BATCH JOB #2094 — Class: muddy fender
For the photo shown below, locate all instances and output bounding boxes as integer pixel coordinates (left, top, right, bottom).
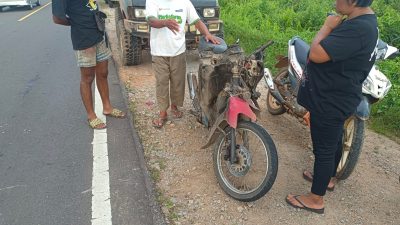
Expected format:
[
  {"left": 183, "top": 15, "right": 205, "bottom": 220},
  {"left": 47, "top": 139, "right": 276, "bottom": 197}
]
[
  {"left": 227, "top": 96, "right": 256, "bottom": 129},
  {"left": 201, "top": 113, "right": 228, "bottom": 149}
]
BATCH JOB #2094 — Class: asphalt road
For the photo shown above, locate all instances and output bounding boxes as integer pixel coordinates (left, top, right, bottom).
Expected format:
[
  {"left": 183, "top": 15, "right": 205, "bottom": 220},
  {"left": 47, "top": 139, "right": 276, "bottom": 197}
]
[{"left": 0, "top": 2, "right": 162, "bottom": 225}]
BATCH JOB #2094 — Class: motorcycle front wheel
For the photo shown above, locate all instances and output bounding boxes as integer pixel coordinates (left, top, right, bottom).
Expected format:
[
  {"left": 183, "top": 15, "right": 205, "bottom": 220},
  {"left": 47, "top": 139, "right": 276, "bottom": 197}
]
[
  {"left": 213, "top": 121, "right": 278, "bottom": 202},
  {"left": 336, "top": 116, "right": 365, "bottom": 180}
]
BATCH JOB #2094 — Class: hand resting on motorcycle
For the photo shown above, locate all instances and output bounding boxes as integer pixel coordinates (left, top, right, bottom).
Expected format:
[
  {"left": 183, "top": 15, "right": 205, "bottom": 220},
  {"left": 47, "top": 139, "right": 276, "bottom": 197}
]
[{"left": 198, "top": 36, "right": 227, "bottom": 54}]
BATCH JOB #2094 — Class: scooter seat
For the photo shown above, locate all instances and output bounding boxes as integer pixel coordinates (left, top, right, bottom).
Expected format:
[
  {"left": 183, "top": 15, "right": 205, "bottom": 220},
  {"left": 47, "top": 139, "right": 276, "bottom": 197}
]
[
  {"left": 198, "top": 36, "right": 228, "bottom": 54},
  {"left": 292, "top": 38, "right": 310, "bottom": 70}
]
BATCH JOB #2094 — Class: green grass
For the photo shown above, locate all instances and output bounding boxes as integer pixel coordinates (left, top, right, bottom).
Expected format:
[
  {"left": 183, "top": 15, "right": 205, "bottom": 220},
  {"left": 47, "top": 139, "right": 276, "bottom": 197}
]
[{"left": 219, "top": 0, "right": 400, "bottom": 142}]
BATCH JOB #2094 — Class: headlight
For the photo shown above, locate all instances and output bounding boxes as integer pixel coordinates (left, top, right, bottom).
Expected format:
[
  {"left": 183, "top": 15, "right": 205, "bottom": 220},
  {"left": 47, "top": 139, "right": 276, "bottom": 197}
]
[
  {"left": 135, "top": 9, "right": 146, "bottom": 18},
  {"left": 203, "top": 8, "right": 215, "bottom": 17}
]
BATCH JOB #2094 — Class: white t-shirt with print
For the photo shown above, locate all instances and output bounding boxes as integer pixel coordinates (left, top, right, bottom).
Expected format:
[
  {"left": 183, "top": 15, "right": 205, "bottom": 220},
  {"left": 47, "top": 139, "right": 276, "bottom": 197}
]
[{"left": 146, "top": 0, "right": 200, "bottom": 57}]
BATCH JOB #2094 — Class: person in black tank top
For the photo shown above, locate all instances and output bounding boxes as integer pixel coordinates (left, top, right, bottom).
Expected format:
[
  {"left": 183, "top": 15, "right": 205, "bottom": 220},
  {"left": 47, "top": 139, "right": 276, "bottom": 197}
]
[{"left": 286, "top": 0, "right": 378, "bottom": 214}]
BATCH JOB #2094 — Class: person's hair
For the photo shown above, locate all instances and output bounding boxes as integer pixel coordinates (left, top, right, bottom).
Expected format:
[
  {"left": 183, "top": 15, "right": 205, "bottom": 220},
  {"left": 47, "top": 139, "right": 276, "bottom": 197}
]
[{"left": 350, "top": 0, "right": 373, "bottom": 7}]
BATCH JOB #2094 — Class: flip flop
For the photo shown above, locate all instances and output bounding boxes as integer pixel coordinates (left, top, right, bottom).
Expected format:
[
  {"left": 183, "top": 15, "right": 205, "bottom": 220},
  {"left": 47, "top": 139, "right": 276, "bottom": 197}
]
[
  {"left": 103, "top": 108, "right": 126, "bottom": 119},
  {"left": 171, "top": 108, "right": 183, "bottom": 118},
  {"left": 152, "top": 117, "right": 167, "bottom": 129},
  {"left": 303, "top": 171, "right": 335, "bottom": 191},
  {"left": 285, "top": 195, "right": 325, "bottom": 214},
  {"left": 88, "top": 118, "right": 107, "bottom": 130}
]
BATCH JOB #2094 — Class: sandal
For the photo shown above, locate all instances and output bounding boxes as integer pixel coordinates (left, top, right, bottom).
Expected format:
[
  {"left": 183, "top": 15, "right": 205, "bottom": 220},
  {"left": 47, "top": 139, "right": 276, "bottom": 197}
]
[
  {"left": 285, "top": 194, "right": 325, "bottom": 214},
  {"left": 103, "top": 108, "right": 126, "bottom": 119},
  {"left": 303, "top": 170, "right": 335, "bottom": 191},
  {"left": 88, "top": 118, "right": 107, "bottom": 130},
  {"left": 152, "top": 117, "right": 167, "bottom": 129},
  {"left": 171, "top": 108, "right": 183, "bottom": 118}
]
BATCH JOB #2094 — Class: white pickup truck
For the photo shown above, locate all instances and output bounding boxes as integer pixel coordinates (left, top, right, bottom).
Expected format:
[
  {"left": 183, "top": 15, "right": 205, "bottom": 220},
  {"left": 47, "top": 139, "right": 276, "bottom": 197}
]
[{"left": 0, "top": 0, "right": 40, "bottom": 11}]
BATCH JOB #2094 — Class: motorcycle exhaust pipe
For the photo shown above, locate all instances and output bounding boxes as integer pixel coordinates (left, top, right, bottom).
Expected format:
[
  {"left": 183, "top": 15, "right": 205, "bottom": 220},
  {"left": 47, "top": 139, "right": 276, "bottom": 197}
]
[
  {"left": 264, "top": 68, "right": 287, "bottom": 104},
  {"left": 187, "top": 72, "right": 196, "bottom": 100},
  {"left": 270, "top": 89, "right": 286, "bottom": 105}
]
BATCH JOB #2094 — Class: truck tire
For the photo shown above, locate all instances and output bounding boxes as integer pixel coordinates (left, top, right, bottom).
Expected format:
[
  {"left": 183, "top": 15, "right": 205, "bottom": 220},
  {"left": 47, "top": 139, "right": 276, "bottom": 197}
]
[
  {"left": 131, "top": 36, "right": 142, "bottom": 65},
  {"left": 117, "top": 20, "right": 142, "bottom": 66},
  {"left": 115, "top": 8, "right": 122, "bottom": 22},
  {"left": 115, "top": 8, "right": 122, "bottom": 39}
]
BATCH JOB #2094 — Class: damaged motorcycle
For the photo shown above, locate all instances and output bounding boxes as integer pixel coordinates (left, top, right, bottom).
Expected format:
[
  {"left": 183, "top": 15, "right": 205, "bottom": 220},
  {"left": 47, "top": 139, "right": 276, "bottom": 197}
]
[
  {"left": 187, "top": 38, "right": 278, "bottom": 202},
  {"left": 264, "top": 36, "right": 398, "bottom": 180}
]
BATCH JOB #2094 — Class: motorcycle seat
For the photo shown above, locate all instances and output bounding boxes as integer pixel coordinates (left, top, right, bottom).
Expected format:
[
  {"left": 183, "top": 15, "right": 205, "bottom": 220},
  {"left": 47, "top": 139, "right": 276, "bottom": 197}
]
[
  {"left": 292, "top": 38, "right": 310, "bottom": 70},
  {"left": 198, "top": 36, "right": 228, "bottom": 54}
]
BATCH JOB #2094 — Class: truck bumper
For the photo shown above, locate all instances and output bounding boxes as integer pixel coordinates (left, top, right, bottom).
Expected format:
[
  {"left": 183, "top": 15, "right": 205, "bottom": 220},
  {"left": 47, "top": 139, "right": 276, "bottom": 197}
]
[{"left": 123, "top": 19, "right": 224, "bottom": 39}]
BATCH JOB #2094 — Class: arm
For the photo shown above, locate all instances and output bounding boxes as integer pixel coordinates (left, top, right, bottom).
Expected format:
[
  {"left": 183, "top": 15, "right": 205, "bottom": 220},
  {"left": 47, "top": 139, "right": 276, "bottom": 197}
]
[
  {"left": 145, "top": 0, "right": 180, "bottom": 34},
  {"left": 52, "top": 0, "right": 69, "bottom": 26},
  {"left": 186, "top": 1, "right": 219, "bottom": 44},
  {"left": 309, "top": 15, "right": 342, "bottom": 63},
  {"left": 148, "top": 17, "right": 180, "bottom": 34},
  {"left": 52, "top": 15, "right": 70, "bottom": 26},
  {"left": 194, "top": 20, "right": 220, "bottom": 44}
]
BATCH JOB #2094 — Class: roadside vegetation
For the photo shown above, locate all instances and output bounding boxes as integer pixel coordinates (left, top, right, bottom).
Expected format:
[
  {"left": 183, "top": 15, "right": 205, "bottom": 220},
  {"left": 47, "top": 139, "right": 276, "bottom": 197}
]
[{"left": 219, "top": 0, "right": 400, "bottom": 141}]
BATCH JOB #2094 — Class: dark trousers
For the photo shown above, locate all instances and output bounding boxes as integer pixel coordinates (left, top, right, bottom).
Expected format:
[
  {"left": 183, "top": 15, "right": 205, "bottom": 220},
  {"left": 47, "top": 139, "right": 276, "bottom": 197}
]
[{"left": 310, "top": 113, "right": 346, "bottom": 196}]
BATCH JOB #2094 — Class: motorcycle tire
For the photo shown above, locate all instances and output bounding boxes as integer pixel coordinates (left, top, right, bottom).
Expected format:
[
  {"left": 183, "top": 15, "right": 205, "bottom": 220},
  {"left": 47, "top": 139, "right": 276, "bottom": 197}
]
[
  {"left": 213, "top": 121, "right": 278, "bottom": 202},
  {"left": 266, "top": 91, "right": 285, "bottom": 115},
  {"left": 336, "top": 116, "right": 365, "bottom": 180}
]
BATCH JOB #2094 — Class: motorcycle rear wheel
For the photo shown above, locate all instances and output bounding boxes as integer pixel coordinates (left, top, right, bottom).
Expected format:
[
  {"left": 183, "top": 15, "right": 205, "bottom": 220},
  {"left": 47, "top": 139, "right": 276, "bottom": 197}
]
[
  {"left": 213, "top": 121, "right": 278, "bottom": 202},
  {"left": 266, "top": 91, "right": 285, "bottom": 115},
  {"left": 336, "top": 116, "right": 365, "bottom": 180}
]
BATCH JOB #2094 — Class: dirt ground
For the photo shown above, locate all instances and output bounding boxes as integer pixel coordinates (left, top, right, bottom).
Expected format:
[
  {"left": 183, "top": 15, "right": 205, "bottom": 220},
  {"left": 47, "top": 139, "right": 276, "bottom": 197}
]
[{"left": 104, "top": 8, "right": 400, "bottom": 225}]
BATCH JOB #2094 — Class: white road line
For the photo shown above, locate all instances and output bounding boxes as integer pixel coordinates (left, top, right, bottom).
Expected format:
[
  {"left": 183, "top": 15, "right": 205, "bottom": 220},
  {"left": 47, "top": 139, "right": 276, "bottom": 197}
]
[
  {"left": 18, "top": 1, "right": 52, "bottom": 22},
  {"left": 91, "top": 81, "right": 112, "bottom": 225}
]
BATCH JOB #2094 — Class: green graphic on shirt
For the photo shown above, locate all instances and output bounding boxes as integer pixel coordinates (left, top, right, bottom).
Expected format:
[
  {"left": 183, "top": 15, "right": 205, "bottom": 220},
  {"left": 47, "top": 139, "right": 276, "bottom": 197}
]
[{"left": 158, "top": 15, "right": 182, "bottom": 24}]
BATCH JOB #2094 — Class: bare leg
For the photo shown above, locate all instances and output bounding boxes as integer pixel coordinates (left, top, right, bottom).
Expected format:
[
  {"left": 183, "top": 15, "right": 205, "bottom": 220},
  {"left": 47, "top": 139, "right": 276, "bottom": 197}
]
[
  {"left": 80, "top": 66, "right": 97, "bottom": 121},
  {"left": 95, "top": 60, "right": 113, "bottom": 114}
]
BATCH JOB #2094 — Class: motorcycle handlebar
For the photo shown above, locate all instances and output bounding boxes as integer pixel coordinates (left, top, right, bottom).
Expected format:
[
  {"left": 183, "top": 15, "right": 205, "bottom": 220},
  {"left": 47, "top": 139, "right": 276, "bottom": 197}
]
[{"left": 251, "top": 40, "right": 274, "bottom": 58}]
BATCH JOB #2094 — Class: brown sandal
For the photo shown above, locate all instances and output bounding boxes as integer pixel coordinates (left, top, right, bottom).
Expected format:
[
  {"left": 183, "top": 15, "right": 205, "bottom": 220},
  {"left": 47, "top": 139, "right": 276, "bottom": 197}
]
[
  {"left": 171, "top": 109, "right": 183, "bottom": 118},
  {"left": 152, "top": 117, "right": 167, "bottom": 128}
]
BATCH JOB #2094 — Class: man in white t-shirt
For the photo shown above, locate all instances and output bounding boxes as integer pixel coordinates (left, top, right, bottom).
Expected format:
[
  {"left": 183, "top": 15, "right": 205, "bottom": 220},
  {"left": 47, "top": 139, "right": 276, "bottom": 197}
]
[{"left": 146, "top": 0, "right": 219, "bottom": 128}]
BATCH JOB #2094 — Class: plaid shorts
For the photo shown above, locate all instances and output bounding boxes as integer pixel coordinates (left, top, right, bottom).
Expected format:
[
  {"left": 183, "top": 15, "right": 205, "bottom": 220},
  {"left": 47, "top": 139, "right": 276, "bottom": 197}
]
[{"left": 74, "top": 39, "right": 111, "bottom": 67}]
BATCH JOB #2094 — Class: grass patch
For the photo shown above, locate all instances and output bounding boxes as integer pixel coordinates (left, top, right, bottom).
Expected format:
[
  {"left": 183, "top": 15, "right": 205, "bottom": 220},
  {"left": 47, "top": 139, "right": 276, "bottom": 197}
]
[
  {"left": 149, "top": 167, "right": 161, "bottom": 182},
  {"left": 156, "top": 187, "right": 180, "bottom": 224}
]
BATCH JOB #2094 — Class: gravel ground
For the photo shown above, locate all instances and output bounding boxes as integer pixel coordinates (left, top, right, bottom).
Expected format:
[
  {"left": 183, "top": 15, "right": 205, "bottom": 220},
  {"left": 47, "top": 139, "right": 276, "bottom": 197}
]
[{"left": 104, "top": 7, "right": 400, "bottom": 225}]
